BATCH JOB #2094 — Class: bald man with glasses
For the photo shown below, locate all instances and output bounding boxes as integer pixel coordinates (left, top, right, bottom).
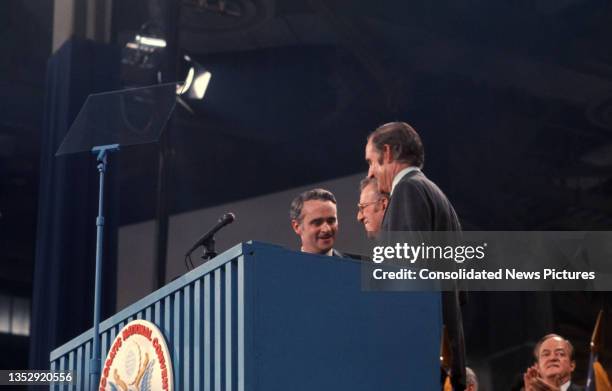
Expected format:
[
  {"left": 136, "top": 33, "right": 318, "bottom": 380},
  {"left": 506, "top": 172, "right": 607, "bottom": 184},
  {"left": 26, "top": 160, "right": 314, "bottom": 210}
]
[{"left": 357, "top": 177, "right": 389, "bottom": 238}]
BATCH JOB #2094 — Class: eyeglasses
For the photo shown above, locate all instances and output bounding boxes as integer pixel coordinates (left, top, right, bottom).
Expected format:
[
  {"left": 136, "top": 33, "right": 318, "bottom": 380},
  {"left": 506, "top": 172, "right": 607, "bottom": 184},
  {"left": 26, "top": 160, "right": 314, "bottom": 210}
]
[{"left": 357, "top": 199, "right": 382, "bottom": 213}]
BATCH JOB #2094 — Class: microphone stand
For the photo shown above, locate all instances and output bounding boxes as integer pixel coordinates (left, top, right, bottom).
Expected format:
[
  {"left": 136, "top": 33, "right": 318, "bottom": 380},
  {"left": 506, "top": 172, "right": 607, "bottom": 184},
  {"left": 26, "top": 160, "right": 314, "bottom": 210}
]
[
  {"left": 200, "top": 236, "right": 217, "bottom": 261},
  {"left": 186, "top": 213, "right": 235, "bottom": 263}
]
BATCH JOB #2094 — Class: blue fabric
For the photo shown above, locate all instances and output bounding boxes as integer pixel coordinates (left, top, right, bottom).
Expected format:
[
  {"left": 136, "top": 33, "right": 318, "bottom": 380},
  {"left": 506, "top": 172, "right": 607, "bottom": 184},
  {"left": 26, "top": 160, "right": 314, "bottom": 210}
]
[{"left": 29, "top": 38, "right": 120, "bottom": 371}]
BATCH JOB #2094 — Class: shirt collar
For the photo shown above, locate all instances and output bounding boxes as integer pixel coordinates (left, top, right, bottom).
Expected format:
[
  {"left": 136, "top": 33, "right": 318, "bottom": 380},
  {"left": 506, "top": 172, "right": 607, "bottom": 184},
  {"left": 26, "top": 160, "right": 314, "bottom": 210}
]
[
  {"left": 560, "top": 381, "right": 571, "bottom": 391},
  {"left": 301, "top": 247, "right": 333, "bottom": 256},
  {"left": 390, "top": 166, "right": 421, "bottom": 195}
]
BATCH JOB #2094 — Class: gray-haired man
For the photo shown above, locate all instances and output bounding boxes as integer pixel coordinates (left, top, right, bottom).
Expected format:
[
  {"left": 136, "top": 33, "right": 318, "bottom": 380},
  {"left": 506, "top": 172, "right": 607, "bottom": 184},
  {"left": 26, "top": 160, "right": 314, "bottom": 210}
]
[
  {"left": 290, "top": 188, "right": 342, "bottom": 256},
  {"left": 357, "top": 177, "right": 389, "bottom": 238}
]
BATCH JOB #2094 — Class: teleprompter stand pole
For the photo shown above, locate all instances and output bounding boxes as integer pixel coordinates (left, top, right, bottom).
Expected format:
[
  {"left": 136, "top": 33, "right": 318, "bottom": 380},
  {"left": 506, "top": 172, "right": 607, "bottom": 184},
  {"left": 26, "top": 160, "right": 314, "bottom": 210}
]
[{"left": 89, "top": 143, "right": 119, "bottom": 389}]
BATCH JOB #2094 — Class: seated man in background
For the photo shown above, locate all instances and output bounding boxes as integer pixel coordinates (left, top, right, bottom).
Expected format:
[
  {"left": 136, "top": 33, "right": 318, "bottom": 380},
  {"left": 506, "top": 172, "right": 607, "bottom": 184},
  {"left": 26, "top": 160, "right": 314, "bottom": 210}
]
[
  {"left": 524, "top": 333, "right": 583, "bottom": 391},
  {"left": 289, "top": 188, "right": 342, "bottom": 257},
  {"left": 357, "top": 177, "right": 389, "bottom": 238}
]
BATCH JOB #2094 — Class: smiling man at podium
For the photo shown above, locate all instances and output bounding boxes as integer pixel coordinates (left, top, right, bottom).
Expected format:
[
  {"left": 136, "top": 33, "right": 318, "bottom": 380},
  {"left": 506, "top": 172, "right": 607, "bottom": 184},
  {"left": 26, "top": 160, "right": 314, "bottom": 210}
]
[{"left": 289, "top": 188, "right": 345, "bottom": 257}]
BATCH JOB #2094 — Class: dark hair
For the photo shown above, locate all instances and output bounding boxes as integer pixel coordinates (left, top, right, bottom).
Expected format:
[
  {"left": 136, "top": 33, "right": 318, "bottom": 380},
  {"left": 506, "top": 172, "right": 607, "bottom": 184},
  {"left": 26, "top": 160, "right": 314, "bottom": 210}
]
[
  {"left": 533, "top": 333, "right": 575, "bottom": 361},
  {"left": 289, "top": 188, "right": 337, "bottom": 222},
  {"left": 359, "top": 177, "right": 390, "bottom": 199},
  {"left": 368, "top": 121, "right": 425, "bottom": 168}
]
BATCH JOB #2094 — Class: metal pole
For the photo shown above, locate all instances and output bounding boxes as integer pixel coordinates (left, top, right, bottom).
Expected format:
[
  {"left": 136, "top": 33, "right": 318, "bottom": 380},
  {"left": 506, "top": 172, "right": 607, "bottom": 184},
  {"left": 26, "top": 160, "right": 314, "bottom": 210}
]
[
  {"left": 152, "top": 0, "right": 181, "bottom": 289},
  {"left": 90, "top": 144, "right": 119, "bottom": 389}
]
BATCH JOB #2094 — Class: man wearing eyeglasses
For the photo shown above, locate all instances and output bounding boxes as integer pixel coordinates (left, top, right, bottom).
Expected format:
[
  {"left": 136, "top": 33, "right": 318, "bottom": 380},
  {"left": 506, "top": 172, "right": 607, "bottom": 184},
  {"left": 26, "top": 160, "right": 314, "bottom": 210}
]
[{"left": 357, "top": 177, "right": 389, "bottom": 238}]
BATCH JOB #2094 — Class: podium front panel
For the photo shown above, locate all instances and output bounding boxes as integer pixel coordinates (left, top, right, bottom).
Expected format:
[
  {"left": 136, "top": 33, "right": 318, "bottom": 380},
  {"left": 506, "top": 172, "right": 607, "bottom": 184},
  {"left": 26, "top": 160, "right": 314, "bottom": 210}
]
[{"left": 50, "top": 241, "right": 442, "bottom": 390}]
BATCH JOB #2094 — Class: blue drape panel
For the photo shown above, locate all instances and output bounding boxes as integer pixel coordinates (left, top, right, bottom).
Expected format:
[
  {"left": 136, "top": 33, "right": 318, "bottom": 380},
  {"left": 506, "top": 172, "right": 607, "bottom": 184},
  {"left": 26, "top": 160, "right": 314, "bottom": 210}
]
[{"left": 29, "top": 38, "right": 120, "bottom": 372}]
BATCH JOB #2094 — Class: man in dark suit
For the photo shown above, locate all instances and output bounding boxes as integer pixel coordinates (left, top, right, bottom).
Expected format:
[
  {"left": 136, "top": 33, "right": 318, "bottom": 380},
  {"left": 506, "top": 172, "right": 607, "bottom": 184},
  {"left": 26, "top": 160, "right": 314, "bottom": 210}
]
[
  {"left": 364, "top": 121, "right": 460, "bottom": 231},
  {"left": 364, "top": 121, "right": 465, "bottom": 390},
  {"left": 523, "top": 334, "right": 584, "bottom": 391}
]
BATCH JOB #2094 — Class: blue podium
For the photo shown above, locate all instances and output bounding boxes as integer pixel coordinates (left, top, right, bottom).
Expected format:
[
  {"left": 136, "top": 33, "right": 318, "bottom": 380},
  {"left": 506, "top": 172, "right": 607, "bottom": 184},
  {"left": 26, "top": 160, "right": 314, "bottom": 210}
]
[{"left": 50, "top": 241, "right": 442, "bottom": 390}]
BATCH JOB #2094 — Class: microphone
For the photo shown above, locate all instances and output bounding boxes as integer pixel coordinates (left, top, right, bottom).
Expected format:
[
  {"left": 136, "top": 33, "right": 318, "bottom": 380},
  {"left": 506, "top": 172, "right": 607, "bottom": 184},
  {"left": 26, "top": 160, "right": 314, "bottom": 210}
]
[{"left": 185, "top": 212, "right": 236, "bottom": 257}]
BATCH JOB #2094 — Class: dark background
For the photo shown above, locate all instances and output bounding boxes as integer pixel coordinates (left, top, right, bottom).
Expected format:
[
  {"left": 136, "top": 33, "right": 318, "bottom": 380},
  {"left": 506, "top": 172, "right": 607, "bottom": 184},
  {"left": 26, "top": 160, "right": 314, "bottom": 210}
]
[{"left": 1, "top": 0, "right": 611, "bottom": 389}]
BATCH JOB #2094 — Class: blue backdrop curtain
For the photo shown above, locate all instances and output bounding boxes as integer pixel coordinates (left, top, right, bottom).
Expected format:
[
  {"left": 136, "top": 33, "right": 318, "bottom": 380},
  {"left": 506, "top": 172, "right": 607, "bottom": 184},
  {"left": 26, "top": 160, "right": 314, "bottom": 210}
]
[{"left": 29, "top": 38, "right": 120, "bottom": 371}]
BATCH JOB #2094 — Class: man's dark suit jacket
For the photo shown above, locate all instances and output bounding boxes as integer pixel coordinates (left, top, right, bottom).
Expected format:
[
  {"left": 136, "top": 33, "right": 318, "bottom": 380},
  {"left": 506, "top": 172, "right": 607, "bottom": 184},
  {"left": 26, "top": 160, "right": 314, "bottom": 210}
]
[
  {"left": 568, "top": 382, "right": 584, "bottom": 391},
  {"left": 332, "top": 248, "right": 366, "bottom": 261},
  {"left": 380, "top": 169, "right": 465, "bottom": 389},
  {"left": 381, "top": 170, "right": 461, "bottom": 232}
]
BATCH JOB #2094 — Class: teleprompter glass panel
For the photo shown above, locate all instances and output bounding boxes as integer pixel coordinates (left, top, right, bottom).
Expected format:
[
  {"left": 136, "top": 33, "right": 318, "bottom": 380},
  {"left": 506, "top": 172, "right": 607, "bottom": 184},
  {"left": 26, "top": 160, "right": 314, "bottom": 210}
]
[{"left": 56, "top": 83, "right": 177, "bottom": 156}]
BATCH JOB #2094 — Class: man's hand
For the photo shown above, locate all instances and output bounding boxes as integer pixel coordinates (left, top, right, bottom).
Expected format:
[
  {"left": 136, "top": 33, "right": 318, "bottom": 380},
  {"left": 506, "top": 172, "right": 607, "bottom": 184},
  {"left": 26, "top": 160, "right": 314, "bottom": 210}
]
[
  {"left": 524, "top": 365, "right": 561, "bottom": 391},
  {"left": 530, "top": 377, "right": 561, "bottom": 391},
  {"left": 524, "top": 365, "right": 539, "bottom": 391}
]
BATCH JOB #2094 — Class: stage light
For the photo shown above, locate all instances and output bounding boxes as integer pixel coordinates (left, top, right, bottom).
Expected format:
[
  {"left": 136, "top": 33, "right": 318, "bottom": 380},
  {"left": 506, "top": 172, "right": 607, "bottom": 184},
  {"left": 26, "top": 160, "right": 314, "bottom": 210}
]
[
  {"left": 177, "top": 55, "right": 212, "bottom": 100},
  {"left": 135, "top": 34, "right": 167, "bottom": 48},
  {"left": 122, "top": 22, "right": 166, "bottom": 71}
]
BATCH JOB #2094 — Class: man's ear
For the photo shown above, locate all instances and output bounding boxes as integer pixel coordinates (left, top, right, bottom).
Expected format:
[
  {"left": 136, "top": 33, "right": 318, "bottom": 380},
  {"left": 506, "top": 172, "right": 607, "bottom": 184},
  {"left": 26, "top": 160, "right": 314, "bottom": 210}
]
[
  {"left": 570, "top": 360, "right": 576, "bottom": 373},
  {"left": 382, "top": 144, "right": 393, "bottom": 164},
  {"left": 291, "top": 219, "right": 302, "bottom": 235},
  {"left": 381, "top": 197, "right": 389, "bottom": 211}
]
